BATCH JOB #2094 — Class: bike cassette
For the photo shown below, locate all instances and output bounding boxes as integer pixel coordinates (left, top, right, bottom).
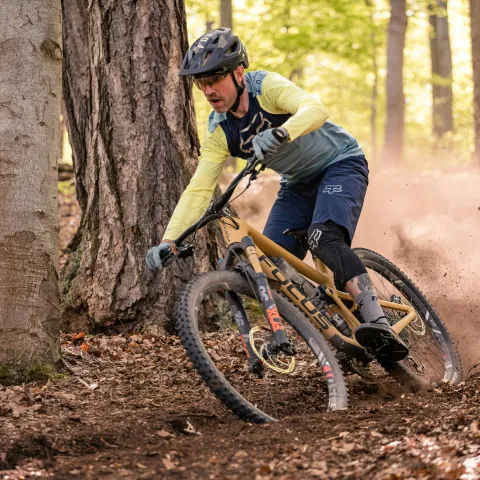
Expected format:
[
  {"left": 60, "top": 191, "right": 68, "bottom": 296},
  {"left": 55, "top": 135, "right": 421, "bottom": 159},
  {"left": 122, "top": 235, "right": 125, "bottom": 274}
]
[
  {"left": 248, "top": 326, "right": 295, "bottom": 374},
  {"left": 386, "top": 294, "right": 425, "bottom": 341}
]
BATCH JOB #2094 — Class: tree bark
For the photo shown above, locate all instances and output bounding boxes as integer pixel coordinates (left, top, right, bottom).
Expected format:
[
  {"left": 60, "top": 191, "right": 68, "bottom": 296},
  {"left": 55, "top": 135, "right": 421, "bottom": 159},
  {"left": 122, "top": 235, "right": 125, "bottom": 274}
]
[
  {"left": 61, "top": 0, "right": 215, "bottom": 333},
  {"left": 0, "top": 1, "right": 62, "bottom": 380},
  {"left": 383, "top": 0, "right": 408, "bottom": 164},
  {"left": 472, "top": 0, "right": 480, "bottom": 164},
  {"left": 220, "top": 0, "right": 233, "bottom": 30},
  {"left": 429, "top": 0, "right": 454, "bottom": 141},
  {"left": 366, "top": 0, "right": 379, "bottom": 165}
]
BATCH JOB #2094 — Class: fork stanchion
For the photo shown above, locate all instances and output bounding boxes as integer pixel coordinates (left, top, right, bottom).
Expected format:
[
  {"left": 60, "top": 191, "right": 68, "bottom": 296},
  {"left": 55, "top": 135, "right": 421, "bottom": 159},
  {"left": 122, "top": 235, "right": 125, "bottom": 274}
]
[{"left": 241, "top": 236, "right": 292, "bottom": 350}]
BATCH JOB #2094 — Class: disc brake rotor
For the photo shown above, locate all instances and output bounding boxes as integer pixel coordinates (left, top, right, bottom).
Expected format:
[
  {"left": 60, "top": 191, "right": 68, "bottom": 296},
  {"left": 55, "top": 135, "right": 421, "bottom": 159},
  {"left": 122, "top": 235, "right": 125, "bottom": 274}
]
[{"left": 249, "top": 326, "right": 295, "bottom": 374}]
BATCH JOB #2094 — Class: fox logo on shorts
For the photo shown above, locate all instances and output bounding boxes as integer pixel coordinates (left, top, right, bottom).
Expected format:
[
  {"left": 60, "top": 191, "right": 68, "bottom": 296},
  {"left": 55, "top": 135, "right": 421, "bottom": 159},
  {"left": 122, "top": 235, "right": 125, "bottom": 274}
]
[{"left": 323, "top": 185, "right": 342, "bottom": 194}]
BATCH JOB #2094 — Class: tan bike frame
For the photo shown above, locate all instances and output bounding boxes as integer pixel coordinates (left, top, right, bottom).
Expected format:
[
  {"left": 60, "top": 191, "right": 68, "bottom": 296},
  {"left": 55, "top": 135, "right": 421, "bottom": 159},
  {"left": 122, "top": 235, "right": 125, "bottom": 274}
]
[{"left": 219, "top": 216, "right": 416, "bottom": 350}]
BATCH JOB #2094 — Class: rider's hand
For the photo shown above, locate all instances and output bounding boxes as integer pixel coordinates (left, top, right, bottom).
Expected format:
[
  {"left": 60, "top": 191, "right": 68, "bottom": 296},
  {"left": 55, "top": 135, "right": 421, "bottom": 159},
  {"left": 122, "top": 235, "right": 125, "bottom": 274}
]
[
  {"left": 251, "top": 128, "right": 288, "bottom": 160},
  {"left": 146, "top": 241, "right": 176, "bottom": 272}
]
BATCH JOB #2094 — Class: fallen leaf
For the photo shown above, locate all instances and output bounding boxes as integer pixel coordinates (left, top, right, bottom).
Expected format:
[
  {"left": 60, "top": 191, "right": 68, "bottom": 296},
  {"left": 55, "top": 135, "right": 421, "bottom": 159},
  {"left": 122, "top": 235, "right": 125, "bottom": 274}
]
[
  {"left": 257, "top": 464, "right": 272, "bottom": 474},
  {"left": 162, "top": 457, "right": 175, "bottom": 470},
  {"left": 72, "top": 332, "right": 85, "bottom": 344},
  {"left": 472, "top": 421, "right": 479, "bottom": 433},
  {"left": 157, "top": 429, "right": 174, "bottom": 438},
  {"left": 234, "top": 450, "right": 248, "bottom": 458}
]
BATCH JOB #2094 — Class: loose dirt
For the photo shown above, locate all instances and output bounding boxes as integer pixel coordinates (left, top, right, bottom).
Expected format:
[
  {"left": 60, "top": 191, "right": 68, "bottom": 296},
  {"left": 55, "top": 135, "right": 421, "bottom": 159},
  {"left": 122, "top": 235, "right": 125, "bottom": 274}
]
[{"left": 0, "top": 333, "right": 479, "bottom": 479}]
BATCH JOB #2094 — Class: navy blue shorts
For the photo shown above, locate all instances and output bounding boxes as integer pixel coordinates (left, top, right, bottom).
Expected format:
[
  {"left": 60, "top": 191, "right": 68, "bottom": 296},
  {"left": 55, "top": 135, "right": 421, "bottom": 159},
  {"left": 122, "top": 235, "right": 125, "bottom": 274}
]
[{"left": 263, "top": 155, "right": 369, "bottom": 259}]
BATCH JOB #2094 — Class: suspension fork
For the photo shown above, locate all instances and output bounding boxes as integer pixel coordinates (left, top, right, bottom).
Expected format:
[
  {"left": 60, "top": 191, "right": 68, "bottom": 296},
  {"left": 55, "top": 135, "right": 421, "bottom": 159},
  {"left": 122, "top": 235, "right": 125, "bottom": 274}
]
[
  {"left": 220, "top": 236, "right": 291, "bottom": 352},
  {"left": 225, "top": 291, "right": 264, "bottom": 374},
  {"left": 218, "top": 243, "right": 262, "bottom": 372}
]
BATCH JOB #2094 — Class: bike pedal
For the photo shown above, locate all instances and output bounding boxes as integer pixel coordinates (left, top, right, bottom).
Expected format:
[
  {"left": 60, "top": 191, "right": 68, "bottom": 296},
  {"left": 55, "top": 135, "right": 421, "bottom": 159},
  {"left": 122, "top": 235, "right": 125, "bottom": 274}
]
[{"left": 355, "top": 324, "right": 409, "bottom": 362}]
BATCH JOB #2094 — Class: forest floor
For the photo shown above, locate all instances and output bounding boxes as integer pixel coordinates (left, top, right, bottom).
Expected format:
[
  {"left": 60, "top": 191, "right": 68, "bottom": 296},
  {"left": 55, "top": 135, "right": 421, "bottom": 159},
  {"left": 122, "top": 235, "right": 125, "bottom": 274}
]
[
  {"left": 0, "top": 178, "right": 478, "bottom": 480},
  {"left": 0, "top": 332, "right": 479, "bottom": 480}
]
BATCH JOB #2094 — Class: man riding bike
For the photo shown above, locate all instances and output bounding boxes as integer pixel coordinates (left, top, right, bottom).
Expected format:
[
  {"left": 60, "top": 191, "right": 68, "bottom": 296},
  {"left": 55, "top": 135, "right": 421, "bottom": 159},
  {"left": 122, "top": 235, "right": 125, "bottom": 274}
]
[{"left": 146, "top": 28, "right": 407, "bottom": 361}]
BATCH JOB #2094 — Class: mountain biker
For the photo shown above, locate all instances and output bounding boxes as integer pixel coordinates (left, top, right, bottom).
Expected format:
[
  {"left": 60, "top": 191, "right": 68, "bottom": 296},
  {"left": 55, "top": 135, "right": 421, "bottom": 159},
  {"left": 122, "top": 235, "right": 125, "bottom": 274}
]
[{"left": 146, "top": 28, "right": 407, "bottom": 361}]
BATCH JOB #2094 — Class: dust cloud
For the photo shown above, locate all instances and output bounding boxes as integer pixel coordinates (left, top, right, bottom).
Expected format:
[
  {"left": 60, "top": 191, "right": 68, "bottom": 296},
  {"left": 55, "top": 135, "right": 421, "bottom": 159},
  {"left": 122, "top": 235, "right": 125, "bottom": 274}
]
[{"left": 227, "top": 167, "right": 480, "bottom": 375}]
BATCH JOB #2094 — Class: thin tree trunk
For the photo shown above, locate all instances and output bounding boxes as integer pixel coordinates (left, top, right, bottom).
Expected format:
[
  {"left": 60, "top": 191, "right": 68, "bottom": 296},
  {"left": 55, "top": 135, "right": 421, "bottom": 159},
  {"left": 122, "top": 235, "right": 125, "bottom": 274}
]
[
  {"left": 61, "top": 0, "right": 215, "bottom": 333},
  {"left": 429, "top": 0, "right": 454, "bottom": 142},
  {"left": 220, "top": 0, "right": 233, "bottom": 30},
  {"left": 383, "top": 0, "right": 408, "bottom": 164},
  {"left": 367, "top": 0, "right": 379, "bottom": 164},
  {"left": 0, "top": 1, "right": 62, "bottom": 381},
  {"left": 472, "top": 0, "right": 480, "bottom": 164}
]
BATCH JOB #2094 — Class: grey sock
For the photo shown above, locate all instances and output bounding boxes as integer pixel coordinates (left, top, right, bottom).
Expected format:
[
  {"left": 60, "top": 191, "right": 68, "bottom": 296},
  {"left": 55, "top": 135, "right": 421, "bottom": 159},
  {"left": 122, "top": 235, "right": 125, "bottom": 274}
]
[{"left": 355, "top": 290, "right": 387, "bottom": 324}]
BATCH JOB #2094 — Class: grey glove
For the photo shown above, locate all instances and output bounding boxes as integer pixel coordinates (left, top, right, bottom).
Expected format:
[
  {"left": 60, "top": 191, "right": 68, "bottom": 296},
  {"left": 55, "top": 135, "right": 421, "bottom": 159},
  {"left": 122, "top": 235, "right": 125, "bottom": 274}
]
[
  {"left": 251, "top": 128, "right": 287, "bottom": 160},
  {"left": 146, "top": 242, "right": 173, "bottom": 271}
]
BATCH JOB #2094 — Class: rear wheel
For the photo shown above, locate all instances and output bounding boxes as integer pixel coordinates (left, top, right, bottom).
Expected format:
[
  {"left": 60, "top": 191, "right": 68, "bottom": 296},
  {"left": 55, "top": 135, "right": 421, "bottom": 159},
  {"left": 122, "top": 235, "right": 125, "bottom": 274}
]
[
  {"left": 176, "top": 270, "right": 349, "bottom": 423},
  {"left": 354, "top": 248, "right": 462, "bottom": 390}
]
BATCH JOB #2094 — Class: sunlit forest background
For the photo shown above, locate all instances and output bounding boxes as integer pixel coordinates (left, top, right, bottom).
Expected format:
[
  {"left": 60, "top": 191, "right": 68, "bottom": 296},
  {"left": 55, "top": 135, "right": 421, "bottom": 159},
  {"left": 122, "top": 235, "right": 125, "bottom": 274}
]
[{"left": 185, "top": 0, "right": 474, "bottom": 170}]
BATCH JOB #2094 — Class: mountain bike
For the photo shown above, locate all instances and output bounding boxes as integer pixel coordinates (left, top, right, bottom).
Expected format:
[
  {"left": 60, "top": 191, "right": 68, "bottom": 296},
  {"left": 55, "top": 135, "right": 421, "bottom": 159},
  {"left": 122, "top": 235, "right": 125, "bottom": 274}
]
[{"left": 164, "top": 133, "right": 462, "bottom": 423}]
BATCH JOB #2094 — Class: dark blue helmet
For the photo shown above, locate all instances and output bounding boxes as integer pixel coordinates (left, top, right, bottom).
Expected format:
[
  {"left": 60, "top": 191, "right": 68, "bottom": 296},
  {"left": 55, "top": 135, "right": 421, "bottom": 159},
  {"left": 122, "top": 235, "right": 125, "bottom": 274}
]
[{"left": 179, "top": 28, "right": 249, "bottom": 78}]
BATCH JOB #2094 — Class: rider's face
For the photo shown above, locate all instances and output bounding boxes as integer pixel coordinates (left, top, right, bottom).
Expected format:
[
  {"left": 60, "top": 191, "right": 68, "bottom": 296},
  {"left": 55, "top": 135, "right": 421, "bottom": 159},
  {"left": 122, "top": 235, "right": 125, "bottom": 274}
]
[{"left": 194, "top": 67, "right": 244, "bottom": 113}]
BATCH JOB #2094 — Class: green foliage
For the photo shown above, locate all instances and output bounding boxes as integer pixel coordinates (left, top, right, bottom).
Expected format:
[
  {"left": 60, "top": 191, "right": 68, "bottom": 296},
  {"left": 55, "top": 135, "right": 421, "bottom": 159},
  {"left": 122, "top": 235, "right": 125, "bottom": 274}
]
[{"left": 58, "top": 180, "right": 75, "bottom": 196}]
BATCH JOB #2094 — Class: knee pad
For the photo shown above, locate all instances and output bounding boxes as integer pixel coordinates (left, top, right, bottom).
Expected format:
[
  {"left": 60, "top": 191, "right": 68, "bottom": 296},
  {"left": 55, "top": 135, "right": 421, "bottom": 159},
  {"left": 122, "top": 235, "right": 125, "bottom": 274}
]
[{"left": 307, "top": 222, "right": 366, "bottom": 289}]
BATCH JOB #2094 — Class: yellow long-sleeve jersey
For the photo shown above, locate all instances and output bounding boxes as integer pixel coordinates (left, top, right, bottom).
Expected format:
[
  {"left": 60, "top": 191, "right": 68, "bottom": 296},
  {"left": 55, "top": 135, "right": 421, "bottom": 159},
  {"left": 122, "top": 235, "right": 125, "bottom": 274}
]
[{"left": 164, "top": 71, "right": 363, "bottom": 241}]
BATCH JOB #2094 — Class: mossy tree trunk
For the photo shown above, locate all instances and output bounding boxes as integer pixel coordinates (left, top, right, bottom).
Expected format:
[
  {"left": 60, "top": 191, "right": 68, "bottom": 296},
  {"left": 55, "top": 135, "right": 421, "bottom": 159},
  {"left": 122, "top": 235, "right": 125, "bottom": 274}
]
[
  {"left": 61, "top": 0, "right": 217, "bottom": 333},
  {"left": 0, "top": 1, "right": 62, "bottom": 381}
]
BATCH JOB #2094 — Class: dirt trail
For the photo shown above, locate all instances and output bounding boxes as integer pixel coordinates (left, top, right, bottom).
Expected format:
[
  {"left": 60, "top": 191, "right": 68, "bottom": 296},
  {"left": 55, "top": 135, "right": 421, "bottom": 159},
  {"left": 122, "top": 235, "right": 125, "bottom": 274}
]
[{"left": 0, "top": 334, "right": 479, "bottom": 479}]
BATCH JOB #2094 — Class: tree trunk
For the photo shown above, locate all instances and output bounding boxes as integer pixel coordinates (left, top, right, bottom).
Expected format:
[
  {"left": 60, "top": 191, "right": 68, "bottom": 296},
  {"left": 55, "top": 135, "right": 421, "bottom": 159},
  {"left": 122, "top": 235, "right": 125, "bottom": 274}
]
[
  {"left": 366, "top": 0, "right": 379, "bottom": 165},
  {"left": 220, "top": 0, "right": 233, "bottom": 30},
  {"left": 383, "top": 0, "right": 408, "bottom": 164},
  {"left": 429, "top": 0, "right": 454, "bottom": 142},
  {"left": 0, "top": 1, "right": 62, "bottom": 381},
  {"left": 472, "top": 0, "right": 480, "bottom": 164},
  {"left": 61, "top": 0, "right": 215, "bottom": 333}
]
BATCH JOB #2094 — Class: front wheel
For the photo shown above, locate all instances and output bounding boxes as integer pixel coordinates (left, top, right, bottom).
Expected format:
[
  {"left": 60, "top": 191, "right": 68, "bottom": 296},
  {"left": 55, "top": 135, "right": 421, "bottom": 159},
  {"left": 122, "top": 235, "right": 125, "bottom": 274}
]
[
  {"left": 176, "top": 270, "right": 349, "bottom": 423},
  {"left": 354, "top": 248, "right": 463, "bottom": 390}
]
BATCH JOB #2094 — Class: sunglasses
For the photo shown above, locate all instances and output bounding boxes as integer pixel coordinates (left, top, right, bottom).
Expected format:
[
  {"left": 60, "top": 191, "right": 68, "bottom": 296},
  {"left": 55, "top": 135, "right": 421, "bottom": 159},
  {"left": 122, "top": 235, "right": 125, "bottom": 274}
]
[{"left": 193, "top": 72, "right": 229, "bottom": 89}]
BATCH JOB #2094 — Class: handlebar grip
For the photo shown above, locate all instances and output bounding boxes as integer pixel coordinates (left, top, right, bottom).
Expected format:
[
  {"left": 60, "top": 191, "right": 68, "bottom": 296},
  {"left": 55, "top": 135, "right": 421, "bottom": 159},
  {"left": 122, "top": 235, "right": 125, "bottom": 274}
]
[{"left": 272, "top": 127, "right": 288, "bottom": 143}]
